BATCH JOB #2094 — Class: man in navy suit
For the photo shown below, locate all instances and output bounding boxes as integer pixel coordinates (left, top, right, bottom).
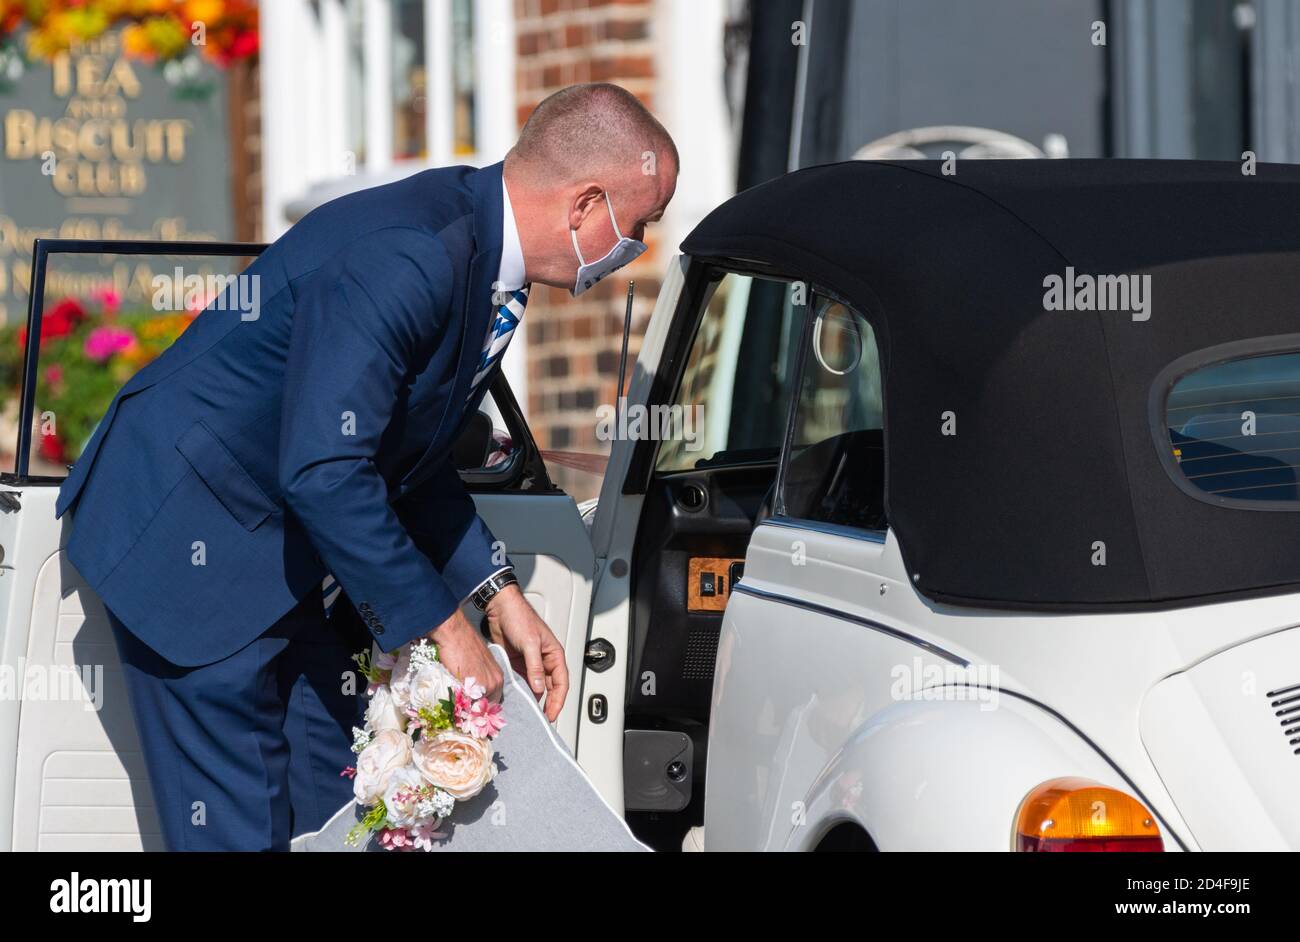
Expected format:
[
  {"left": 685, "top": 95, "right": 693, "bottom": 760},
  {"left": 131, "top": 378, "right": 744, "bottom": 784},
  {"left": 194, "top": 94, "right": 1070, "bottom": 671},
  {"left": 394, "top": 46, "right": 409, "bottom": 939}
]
[{"left": 56, "top": 84, "right": 679, "bottom": 850}]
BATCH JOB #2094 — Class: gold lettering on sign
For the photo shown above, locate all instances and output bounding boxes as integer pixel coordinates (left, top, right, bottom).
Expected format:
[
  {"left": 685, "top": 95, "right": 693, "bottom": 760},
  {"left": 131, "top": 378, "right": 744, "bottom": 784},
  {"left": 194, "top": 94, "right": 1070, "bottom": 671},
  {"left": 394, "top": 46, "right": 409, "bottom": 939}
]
[
  {"left": 0, "top": 28, "right": 226, "bottom": 320},
  {"left": 4, "top": 31, "right": 192, "bottom": 198}
]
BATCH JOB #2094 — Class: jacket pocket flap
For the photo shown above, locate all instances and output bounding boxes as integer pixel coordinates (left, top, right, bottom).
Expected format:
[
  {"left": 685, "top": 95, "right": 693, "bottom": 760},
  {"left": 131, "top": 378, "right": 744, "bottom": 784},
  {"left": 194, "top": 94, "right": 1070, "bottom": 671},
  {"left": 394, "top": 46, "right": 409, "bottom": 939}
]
[{"left": 175, "top": 420, "right": 276, "bottom": 531}]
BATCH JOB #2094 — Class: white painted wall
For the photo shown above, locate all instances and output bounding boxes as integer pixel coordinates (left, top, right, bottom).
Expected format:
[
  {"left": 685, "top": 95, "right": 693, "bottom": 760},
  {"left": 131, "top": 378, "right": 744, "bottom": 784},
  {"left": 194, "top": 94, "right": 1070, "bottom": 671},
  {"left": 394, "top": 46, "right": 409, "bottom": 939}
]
[{"left": 653, "top": 0, "right": 736, "bottom": 267}]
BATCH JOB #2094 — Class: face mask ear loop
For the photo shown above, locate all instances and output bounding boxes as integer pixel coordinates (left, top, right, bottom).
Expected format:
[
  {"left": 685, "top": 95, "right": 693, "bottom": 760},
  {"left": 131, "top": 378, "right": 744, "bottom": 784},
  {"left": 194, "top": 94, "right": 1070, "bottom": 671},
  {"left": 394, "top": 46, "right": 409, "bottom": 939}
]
[
  {"left": 570, "top": 225, "right": 587, "bottom": 266},
  {"left": 604, "top": 191, "right": 626, "bottom": 240}
]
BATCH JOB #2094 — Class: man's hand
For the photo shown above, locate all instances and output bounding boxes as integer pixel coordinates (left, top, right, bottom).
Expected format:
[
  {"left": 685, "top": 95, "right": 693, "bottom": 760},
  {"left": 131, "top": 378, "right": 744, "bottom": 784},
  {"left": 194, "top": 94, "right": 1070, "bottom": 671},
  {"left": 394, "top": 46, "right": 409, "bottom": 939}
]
[
  {"left": 485, "top": 584, "right": 569, "bottom": 722},
  {"left": 427, "top": 609, "right": 504, "bottom": 702}
]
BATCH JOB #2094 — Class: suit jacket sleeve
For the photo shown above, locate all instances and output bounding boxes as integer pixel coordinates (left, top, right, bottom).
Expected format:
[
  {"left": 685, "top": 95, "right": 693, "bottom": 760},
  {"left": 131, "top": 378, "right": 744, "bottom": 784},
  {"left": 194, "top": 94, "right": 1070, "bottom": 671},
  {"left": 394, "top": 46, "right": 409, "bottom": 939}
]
[
  {"left": 394, "top": 456, "right": 513, "bottom": 603},
  {"left": 278, "top": 226, "right": 462, "bottom": 651}
]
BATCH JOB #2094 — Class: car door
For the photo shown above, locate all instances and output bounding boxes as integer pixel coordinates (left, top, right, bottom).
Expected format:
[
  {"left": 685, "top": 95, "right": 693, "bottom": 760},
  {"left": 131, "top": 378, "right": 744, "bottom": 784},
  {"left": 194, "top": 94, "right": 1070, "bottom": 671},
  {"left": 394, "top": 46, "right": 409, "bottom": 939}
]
[
  {"left": 0, "top": 238, "right": 592, "bottom": 852},
  {"left": 578, "top": 256, "right": 810, "bottom": 849}
]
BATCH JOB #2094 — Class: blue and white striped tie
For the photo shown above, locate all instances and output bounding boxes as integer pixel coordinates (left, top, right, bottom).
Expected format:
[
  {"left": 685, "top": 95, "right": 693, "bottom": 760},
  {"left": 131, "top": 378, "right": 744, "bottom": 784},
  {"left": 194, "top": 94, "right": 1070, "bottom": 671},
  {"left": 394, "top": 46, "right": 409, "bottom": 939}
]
[
  {"left": 470, "top": 286, "right": 528, "bottom": 397},
  {"left": 321, "top": 285, "right": 529, "bottom": 620}
]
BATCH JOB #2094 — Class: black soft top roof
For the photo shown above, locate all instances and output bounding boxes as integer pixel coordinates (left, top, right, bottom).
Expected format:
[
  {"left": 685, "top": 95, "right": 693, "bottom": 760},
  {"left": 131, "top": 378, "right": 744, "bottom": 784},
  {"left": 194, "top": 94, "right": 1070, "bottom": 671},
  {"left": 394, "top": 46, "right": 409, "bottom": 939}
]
[{"left": 682, "top": 159, "right": 1300, "bottom": 609}]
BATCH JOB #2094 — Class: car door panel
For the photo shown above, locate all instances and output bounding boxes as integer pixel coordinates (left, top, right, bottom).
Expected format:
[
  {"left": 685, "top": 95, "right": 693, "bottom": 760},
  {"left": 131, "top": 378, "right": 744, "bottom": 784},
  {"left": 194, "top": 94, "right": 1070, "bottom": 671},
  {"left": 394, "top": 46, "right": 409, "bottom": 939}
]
[
  {"left": 467, "top": 492, "right": 594, "bottom": 749},
  {"left": 1, "top": 503, "right": 163, "bottom": 850},
  {"left": 0, "top": 239, "right": 592, "bottom": 852}
]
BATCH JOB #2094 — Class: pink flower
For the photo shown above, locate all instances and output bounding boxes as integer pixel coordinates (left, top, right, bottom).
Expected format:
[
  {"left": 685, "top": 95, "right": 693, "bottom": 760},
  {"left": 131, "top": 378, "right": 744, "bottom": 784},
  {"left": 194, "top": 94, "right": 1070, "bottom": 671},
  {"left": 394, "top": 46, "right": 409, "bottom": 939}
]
[
  {"left": 456, "top": 695, "right": 506, "bottom": 739},
  {"left": 44, "top": 364, "right": 63, "bottom": 385},
  {"left": 409, "top": 821, "right": 444, "bottom": 851},
  {"left": 376, "top": 827, "right": 416, "bottom": 852},
  {"left": 83, "top": 325, "right": 136, "bottom": 362},
  {"left": 340, "top": 766, "right": 356, "bottom": 779},
  {"left": 91, "top": 286, "right": 121, "bottom": 314},
  {"left": 461, "top": 677, "right": 486, "bottom": 701}
]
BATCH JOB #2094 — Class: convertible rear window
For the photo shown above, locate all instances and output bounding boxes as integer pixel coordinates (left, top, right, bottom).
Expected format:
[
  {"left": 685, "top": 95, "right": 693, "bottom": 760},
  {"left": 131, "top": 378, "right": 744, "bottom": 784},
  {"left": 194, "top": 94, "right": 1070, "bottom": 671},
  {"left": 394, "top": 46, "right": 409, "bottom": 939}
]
[{"left": 1164, "top": 351, "right": 1300, "bottom": 504}]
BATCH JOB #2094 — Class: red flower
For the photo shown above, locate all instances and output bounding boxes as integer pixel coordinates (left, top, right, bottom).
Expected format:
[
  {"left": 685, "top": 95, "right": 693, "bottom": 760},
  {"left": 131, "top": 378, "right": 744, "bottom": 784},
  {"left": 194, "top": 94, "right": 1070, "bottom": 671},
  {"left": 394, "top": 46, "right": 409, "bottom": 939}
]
[
  {"left": 44, "top": 298, "right": 87, "bottom": 338},
  {"left": 16, "top": 297, "right": 87, "bottom": 351},
  {"left": 229, "top": 30, "right": 259, "bottom": 59},
  {"left": 38, "top": 431, "right": 65, "bottom": 465}
]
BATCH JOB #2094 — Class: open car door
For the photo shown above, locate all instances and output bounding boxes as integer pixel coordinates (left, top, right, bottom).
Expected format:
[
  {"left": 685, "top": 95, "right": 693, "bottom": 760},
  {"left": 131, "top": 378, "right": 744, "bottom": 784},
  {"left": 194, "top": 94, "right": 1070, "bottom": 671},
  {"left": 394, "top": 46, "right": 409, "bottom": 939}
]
[{"left": 0, "top": 239, "right": 593, "bottom": 851}]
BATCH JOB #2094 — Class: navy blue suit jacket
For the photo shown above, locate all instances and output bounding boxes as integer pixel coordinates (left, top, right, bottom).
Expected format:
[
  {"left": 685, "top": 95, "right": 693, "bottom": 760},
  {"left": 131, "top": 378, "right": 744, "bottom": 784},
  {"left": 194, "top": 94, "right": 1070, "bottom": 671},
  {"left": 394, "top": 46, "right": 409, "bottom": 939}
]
[{"left": 57, "top": 163, "right": 511, "bottom": 666}]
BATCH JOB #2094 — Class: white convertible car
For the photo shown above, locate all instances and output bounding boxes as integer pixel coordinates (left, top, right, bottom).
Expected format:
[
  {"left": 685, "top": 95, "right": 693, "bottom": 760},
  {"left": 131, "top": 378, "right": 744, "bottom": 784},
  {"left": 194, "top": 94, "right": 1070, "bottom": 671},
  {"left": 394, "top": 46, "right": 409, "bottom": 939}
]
[{"left": 1, "top": 158, "right": 1298, "bottom": 851}]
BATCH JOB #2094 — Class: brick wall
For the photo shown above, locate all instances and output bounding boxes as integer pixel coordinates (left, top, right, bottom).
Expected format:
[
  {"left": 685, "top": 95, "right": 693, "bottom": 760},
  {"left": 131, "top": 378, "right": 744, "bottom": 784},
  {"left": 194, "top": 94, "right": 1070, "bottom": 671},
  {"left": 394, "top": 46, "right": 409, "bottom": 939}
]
[
  {"left": 514, "top": 0, "right": 665, "bottom": 502},
  {"left": 228, "top": 56, "right": 263, "bottom": 243}
]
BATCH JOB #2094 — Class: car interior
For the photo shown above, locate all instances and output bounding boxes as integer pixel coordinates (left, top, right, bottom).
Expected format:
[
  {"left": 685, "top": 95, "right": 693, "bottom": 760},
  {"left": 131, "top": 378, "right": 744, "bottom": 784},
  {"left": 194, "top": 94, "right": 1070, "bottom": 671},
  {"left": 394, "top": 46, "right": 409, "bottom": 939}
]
[{"left": 619, "top": 265, "right": 886, "bottom": 850}]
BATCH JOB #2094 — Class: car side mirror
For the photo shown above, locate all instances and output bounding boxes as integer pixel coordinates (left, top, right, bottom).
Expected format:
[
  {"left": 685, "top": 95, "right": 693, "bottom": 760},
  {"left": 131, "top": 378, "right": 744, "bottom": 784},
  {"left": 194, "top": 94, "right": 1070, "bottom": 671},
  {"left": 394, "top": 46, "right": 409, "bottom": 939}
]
[{"left": 452, "top": 411, "right": 495, "bottom": 470}]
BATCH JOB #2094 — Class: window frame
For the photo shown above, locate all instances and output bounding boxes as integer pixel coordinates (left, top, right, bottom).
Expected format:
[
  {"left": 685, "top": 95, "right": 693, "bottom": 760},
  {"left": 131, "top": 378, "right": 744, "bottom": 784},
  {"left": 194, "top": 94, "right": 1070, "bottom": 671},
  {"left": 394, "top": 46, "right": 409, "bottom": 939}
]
[
  {"left": 10, "top": 238, "right": 266, "bottom": 486},
  {"left": 650, "top": 267, "right": 808, "bottom": 477},
  {"left": 353, "top": 0, "right": 507, "bottom": 173},
  {"left": 5, "top": 238, "right": 557, "bottom": 497},
  {"left": 772, "top": 283, "right": 889, "bottom": 540},
  {"left": 1148, "top": 333, "right": 1300, "bottom": 513},
  {"left": 625, "top": 256, "right": 891, "bottom": 543},
  {"left": 628, "top": 260, "right": 808, "bottom": 490}
]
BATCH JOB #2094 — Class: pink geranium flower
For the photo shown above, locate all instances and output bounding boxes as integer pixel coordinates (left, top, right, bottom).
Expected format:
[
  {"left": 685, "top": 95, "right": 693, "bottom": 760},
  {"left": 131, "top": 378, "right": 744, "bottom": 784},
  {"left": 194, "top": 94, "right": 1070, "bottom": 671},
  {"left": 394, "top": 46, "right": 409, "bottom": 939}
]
[
  {"left": 91, "top": 286, "right": 121, "bottom": 314},
  {"left": 376, "top": 827, "right": 416, "bottom": 852},
  {"left": 83, "top": 325, "right": 136, "bottom": 362},
  {"left": 456, "top": 692, "right": 506, "bottom": 739}
]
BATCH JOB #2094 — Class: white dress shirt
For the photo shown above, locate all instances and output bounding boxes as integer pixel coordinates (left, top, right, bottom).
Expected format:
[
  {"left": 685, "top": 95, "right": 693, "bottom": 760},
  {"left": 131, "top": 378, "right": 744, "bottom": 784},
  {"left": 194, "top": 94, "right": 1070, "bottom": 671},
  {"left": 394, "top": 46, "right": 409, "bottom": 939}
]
[{"left": 498, "top": 177, "right": 526, "bottom": 291}]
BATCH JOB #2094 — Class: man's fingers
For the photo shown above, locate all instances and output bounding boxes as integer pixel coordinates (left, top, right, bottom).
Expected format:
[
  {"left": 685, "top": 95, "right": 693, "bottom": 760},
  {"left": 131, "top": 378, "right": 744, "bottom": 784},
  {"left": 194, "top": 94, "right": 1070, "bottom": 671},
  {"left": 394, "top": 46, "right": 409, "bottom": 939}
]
[
  {"left": 544, "top": 675, "right": 567, "bottom": 721},
  {"left": 542, "top": 635, "right": 569, "bottom": 721},
  {"left": 522, "top": 636, "right": 546, "bottom": 697}
]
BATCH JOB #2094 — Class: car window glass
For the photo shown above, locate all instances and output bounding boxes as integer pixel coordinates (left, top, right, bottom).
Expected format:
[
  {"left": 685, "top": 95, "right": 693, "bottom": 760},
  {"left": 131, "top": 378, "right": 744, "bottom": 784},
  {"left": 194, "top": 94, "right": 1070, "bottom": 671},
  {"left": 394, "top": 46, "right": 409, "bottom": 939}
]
[
  {"left": 3, "top": 250, "right": 256, "bottom": 478},
  {"left": 655, "top": 272, "right": 805, "bottom": 473},
  {"left": 454, "top": 389, "right": 521, "bottom": 476},
  {"left": 780, "top": 297, "right": 887, "bottom": 530},
  {"left": 1165, "top": 350, "right": 1300, "bottom": 503}
]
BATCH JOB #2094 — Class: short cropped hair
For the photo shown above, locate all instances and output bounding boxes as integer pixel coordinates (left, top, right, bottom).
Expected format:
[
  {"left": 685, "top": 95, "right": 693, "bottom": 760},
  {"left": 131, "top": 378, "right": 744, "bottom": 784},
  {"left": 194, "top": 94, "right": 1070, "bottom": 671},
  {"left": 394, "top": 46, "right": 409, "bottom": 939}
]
[{"left": 507, "top": 83, "right": 678, "bottom": 182}]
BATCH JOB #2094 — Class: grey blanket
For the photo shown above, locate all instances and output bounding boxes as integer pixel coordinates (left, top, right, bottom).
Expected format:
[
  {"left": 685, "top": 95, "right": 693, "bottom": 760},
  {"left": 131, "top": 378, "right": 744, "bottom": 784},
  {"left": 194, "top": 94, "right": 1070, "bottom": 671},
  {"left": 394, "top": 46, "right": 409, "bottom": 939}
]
[{"left": 292, "top": 645, "right": 648, "bottom": 852}]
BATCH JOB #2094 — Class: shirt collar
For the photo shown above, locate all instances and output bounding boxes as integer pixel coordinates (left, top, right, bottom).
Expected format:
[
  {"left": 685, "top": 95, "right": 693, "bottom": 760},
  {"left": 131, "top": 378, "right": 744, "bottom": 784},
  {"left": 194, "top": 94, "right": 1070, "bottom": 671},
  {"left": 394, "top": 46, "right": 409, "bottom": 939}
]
[{"left": 497, "top": 176, "right": 526, "bottom": 293}]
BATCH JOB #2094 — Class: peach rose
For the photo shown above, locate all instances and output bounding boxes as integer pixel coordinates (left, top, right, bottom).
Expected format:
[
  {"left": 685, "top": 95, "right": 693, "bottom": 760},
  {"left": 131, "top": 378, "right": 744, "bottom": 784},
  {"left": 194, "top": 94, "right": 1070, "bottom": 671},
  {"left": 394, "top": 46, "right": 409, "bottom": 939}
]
[
  {"left": 411, "top": 731, "right": 497, "bottom": 800},
  {"left": 353, "top": 728, "right": 412, "bottom": 806}
]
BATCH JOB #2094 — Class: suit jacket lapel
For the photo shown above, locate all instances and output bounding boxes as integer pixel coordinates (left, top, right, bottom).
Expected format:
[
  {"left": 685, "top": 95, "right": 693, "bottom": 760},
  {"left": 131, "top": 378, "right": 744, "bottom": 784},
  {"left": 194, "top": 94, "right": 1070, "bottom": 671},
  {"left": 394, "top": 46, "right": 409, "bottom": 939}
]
[{"left": 401, "top": 162, "right": 504, "bottom": 492}]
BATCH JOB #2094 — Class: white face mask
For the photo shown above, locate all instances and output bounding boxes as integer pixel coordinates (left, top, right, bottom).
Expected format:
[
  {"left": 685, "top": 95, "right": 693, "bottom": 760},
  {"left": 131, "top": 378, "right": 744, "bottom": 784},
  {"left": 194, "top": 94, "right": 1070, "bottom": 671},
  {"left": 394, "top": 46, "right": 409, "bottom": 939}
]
[{"left": 570, "top": 192, "right": 647, "bottom": 296}]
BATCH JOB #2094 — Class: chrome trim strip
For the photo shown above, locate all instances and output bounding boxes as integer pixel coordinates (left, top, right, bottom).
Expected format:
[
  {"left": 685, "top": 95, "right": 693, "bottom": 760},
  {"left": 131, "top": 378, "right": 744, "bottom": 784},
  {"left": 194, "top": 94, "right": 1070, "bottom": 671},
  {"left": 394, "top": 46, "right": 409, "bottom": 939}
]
[
  {"left": 758, "top": 515, "right": 888, "bottom": 544},
  {"left": 731, "top": 581, "right": 970, "bottom": 667}
]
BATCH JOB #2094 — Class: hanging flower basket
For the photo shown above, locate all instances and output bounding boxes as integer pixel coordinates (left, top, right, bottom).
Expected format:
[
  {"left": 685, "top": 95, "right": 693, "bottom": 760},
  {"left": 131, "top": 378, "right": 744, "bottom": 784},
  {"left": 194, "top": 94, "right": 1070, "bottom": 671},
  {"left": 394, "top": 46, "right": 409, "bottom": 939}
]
[{"left": 0, "top": 0, "right": 258, "bottom": 97}]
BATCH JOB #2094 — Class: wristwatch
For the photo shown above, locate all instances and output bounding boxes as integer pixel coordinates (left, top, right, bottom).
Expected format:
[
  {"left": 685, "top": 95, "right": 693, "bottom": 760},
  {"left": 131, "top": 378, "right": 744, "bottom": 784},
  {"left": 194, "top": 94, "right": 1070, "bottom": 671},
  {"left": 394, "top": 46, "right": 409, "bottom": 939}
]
[{"left": 471, "top": 568, "right": 518, "bottom": 612}]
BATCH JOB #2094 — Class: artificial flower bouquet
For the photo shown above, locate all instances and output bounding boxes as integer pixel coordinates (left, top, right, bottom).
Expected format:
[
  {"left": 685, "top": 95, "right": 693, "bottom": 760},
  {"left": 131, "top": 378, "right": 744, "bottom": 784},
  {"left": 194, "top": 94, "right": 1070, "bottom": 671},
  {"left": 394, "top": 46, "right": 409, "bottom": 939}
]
[{"left": 344, "top": 639, "right": 505, "bottom": 851}]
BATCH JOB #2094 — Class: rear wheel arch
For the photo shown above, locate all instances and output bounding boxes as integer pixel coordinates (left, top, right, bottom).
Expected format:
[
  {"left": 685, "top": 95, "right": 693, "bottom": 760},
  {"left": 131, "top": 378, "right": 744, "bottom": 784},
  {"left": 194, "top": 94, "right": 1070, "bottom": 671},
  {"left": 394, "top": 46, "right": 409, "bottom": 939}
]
[{"left": 813, "top": 820, "right": 877, "bottom": 852}]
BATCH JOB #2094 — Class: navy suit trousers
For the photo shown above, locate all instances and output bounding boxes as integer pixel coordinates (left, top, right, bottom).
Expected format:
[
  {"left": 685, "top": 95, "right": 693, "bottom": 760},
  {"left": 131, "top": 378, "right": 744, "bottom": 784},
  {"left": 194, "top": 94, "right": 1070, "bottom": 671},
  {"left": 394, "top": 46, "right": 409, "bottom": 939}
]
[{"left": 107, "top": 595, "right": 368, "bottom": 851}]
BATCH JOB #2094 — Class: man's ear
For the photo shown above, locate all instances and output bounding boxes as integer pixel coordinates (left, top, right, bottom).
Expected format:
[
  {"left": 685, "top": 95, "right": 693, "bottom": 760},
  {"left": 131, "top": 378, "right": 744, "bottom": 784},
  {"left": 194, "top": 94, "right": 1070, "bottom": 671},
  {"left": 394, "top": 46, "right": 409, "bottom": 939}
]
[{"left": 568, "top": 184, "right": 605, "bottom": 229}]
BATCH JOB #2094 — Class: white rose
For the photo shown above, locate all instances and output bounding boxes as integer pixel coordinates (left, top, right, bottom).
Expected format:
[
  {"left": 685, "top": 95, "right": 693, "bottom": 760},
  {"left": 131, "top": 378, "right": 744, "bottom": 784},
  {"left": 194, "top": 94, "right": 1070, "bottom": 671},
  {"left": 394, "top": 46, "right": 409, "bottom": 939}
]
[
  {"left": 408, "top": 661, "right": 458, "bottom": 713},
  {"left": 364, "top": 685, "right": 405, "bottom": 733},
  {"left": 411, "top": 731, "right": 497, "bottom": 801},
  {"left": 352, "top": 728, "right": 412, "bottom": 806},
  {"left": 380, "top": 766, "right": 428, "bottom": 828},
  {"left": 388, "top": 647, "right": 414, "bottom": 710}
]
